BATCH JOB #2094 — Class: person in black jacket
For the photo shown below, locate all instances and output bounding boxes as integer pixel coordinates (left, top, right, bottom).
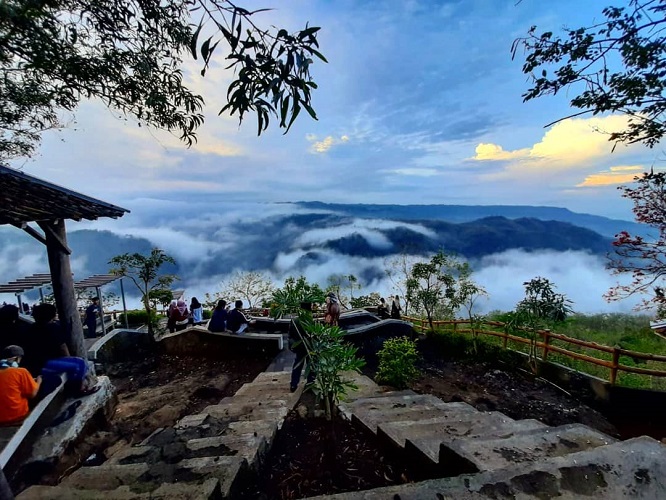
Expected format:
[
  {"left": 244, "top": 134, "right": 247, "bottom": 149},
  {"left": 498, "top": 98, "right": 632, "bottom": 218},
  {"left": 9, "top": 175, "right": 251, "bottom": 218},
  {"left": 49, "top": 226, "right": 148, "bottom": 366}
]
[
  {"left": 227, "top": 300, "right": 255, "bottom": 334},
  {"left": 289, "top": 303, "right": 315, "bottom": 392}
]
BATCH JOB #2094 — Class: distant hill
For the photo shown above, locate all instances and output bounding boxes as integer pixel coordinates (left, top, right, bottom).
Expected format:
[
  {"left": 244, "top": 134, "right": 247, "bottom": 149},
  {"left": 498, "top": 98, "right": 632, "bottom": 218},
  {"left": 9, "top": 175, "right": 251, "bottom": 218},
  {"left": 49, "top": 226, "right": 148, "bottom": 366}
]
[{"left": 294, "top": 201, "right": 647, "bottom": 239}]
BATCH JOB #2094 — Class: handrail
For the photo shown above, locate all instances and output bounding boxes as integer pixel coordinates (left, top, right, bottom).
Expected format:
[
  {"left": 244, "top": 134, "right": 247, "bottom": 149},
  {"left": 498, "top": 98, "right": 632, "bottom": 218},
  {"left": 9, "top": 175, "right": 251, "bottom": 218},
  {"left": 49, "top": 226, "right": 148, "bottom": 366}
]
[{"left": 403, "top": 315, "right": 666, "bottom": 385}]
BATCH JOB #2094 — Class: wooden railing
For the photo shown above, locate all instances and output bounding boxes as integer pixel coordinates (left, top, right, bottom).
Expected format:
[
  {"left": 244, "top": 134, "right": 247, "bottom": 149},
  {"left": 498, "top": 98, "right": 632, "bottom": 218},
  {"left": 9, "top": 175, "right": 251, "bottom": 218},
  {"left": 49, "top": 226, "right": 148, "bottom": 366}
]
[{"left": 403, "top": 316, "right": 666, "bottom": 385}]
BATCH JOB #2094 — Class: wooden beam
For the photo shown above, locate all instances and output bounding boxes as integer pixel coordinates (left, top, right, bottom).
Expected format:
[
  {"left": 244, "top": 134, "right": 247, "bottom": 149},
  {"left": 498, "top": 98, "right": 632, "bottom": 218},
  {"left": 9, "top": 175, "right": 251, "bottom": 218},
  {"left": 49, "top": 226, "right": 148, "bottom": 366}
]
[
  {"left": 12, "top": 222, "right": 47, "bottom": 246},
  {"left": 37, "top": 220, "right": 72, "bottom": 255},
  {"left": 42, "top": 219, "right": 85, "bottom": 358}
]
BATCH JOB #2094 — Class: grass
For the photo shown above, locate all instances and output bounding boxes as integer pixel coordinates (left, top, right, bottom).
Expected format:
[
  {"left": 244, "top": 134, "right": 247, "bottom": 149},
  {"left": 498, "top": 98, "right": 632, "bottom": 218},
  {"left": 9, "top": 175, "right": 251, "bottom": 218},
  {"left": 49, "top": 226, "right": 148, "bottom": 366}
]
[{"left": 420, "top": 312, "right": 666, "bottom": 391}]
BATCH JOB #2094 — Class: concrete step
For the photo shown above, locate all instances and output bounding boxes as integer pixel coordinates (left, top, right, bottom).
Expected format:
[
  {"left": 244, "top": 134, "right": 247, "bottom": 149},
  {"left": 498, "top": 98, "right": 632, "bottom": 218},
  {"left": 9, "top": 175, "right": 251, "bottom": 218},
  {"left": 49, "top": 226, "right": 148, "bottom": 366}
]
[
  {"left": 224, "top": 419, "right": 279, "bottom": 443},
  {"left": 339, "top": 393, "right": 457, "bottom": 420},
  {"left": 204, "top": 398, "right": 290, "bottom": 420},
  {"left": 440, "top": 423, "right": 618, "bottom": 474},
  {"left": 60, "top": 463, "right": 149, "bottom": 490},
  {"left": 231, "top": 383, "right": 301, "bottom": 405},
  {"left": 309, "top": 436, "right": 666, "bottom": 499},
  {"left": 186, "top": 433, "right": 266, "bottom": 467},
  {"left": 406, "top": 418, "right": 547, "bottom": 467},
  {"left": 251, "top": 371, "right": 292, "bottom": 384},
  {"left": 106, "top": 445, "right": 158, "bottom": 465},
  {"left": 18, "top": 478, "right": 219, "bottom": 499},
  {"left": 203, "top": 402, "right": 288, "bottom": 423},
  {"left": 352, "top": 401, "right": 477, "bottom": 434}
]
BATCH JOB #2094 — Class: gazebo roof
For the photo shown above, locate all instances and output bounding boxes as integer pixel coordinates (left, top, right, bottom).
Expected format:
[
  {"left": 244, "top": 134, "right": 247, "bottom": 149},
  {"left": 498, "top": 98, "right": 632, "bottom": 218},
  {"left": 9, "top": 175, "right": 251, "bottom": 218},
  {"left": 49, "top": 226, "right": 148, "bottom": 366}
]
[
  {"left": 74, "top": 274, "right": 122, "bottom": 289},
  {"left": 0, "top": 165, "right": 129, "bottom": 225},
  {"left": 0, "top": 273, "right": 53, "bottom": 294}
]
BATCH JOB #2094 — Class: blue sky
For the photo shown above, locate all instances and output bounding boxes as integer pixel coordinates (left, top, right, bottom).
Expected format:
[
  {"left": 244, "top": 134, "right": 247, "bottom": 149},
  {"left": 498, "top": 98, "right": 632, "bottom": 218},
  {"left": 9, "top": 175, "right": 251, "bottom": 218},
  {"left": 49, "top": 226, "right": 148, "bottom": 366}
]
[{"left": 10, "top": 0, "right": 661, "bottom": 221}]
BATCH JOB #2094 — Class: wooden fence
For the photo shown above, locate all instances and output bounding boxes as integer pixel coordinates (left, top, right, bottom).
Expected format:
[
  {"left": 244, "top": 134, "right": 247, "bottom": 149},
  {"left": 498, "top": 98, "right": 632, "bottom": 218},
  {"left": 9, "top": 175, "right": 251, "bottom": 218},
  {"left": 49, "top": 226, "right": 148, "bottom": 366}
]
[{"left": 404, "top": 316, "right": 666, "bottom": 385}]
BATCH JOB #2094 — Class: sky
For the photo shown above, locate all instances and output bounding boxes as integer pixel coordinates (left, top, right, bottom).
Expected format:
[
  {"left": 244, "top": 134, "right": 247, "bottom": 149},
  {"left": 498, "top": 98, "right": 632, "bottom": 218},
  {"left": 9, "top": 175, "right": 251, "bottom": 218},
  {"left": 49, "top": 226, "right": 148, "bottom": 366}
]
[
  {"left": 7, "top": 0, "right": 662, "bottom": 220},
  {"left": 1, "top": 0, "right": 661, "bottom": 314}
]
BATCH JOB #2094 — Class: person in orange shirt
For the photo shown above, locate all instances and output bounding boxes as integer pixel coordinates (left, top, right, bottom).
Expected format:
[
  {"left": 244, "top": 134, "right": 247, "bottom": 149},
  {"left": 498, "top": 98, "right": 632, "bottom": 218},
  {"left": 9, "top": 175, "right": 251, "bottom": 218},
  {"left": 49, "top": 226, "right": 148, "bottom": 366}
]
[{"left": 0, "top": 345, "right": 41, "bottom": 426}]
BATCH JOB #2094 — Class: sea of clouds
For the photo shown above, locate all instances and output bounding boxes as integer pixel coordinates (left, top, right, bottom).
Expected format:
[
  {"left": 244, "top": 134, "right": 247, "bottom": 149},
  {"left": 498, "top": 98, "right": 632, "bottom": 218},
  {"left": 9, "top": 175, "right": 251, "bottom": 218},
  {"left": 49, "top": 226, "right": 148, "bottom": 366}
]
[{"left": 0, "top": 201, "right": 641, "bottom": 314}]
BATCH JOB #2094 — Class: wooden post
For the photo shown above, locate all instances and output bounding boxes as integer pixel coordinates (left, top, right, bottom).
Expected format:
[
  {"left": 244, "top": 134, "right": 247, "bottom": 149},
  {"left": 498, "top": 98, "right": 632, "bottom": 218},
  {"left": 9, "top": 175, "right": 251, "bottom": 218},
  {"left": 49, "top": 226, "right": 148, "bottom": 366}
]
[
  {"left": 96, "top": 285, "right": 106, "bottom": 335},
  {"left": 502, "top": 330, "right": 508, "bottom": 349},
  {"left": 40, "top": 219, "right": 85, "bottom": 358},
  {"left": 610, "top": 348, "right": 620, "bottom": 385},
  {"left": 542, "top": 329, "right": 551, "bottom": 361}
]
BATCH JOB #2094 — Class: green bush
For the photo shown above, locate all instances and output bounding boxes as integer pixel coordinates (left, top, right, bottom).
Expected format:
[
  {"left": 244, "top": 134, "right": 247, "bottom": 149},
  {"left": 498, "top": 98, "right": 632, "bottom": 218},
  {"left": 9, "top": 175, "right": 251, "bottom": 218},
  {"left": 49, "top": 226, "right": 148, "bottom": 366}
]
[
  {"left": 118, "top": 309, "right": 158, "bottom": 326},
  {"left": 202, "top": 309, "right": 213, "bottom": 320},
  {"left": 376, "top": 337, "right": 421, "bottom": 389}
]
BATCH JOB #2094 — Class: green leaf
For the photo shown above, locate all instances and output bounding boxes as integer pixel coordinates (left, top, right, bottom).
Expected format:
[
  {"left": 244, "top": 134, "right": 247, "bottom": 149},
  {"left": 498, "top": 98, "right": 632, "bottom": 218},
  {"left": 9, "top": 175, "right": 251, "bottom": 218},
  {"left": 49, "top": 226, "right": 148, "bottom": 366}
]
[
  {"left": 190, "top": 23, "right": 203, "bottom": 60},
  {"left": 285, "top": 101, "right": 301, "bottom": 133},
  {"left": 303, "top": 102, "right": 317, "bottom": 120},
  {"left": 201, "top": 37, "right": 212, "bottom": 62}
]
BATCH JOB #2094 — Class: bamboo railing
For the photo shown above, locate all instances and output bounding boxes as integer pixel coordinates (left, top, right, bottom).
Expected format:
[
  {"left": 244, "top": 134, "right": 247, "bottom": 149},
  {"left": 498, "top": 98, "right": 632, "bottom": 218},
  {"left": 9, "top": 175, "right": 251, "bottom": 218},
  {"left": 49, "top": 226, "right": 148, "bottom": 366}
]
[{"left": 403, "top": 316, "right": 666, "bottom": 385}]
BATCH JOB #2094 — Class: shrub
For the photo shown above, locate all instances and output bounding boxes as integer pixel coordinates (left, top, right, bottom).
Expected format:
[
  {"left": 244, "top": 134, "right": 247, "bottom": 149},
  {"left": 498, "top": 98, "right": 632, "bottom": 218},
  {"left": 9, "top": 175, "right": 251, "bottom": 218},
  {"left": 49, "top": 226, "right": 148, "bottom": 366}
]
[
  {"left": 376, "top": 337, "right": 421, "bottom": 389},
  {"left": 118, "top": 309, "right": 158, "bottom": 326},
  {"left": 202, "top": 309, "right": 213, "bottom": 320}
]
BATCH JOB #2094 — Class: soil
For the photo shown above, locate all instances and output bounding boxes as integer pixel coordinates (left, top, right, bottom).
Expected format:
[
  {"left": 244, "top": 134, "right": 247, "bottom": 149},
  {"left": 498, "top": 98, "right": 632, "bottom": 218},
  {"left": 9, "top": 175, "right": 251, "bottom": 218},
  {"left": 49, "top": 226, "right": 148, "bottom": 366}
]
[
  {"left": 15, "top": 351, "right": 271, "bottom": 490},
  {"left": 17, "top": 335, "right": 664, "bottom": 498}
]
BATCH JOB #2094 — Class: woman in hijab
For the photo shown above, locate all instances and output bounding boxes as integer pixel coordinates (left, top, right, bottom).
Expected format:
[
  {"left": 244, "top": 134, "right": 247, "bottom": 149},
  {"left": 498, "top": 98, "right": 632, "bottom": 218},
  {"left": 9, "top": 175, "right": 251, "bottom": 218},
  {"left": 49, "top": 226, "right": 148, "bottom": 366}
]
[
  {"left": 167, "top": 300, "right": 177, "bottom": 333},
  {"left": 170, "top": 299, "right": 190, "bottom": 332},
  {"left": 190, "top": 297, "right": 203, "bottom": 325}
]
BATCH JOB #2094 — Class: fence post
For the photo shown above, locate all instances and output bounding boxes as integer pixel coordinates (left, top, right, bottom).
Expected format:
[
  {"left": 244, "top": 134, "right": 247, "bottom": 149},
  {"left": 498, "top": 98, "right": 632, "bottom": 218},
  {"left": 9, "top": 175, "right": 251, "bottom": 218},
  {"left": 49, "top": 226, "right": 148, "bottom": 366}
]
[
  {"left": 502, "top": 329, "right": 508, "bottom": 350},
  {"left": 453, "top": 321, "right": 457, "bottom": 334},
  {"left": 610, "top": 348, "right": 620, "bottom": 385},
  {"left": 542, "top": 330, "right": 551, "bottom": 361}
]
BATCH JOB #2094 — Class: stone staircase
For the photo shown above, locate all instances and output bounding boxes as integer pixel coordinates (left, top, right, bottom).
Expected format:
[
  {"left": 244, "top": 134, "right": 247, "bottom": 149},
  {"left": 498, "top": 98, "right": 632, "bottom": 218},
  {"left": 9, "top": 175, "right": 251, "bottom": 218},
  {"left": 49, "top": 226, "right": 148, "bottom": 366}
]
[
  {"left": 333, "top": 384, "right": 666, "bottom": 498},
  {"left": 17, "top": 370, "right": 301, "bottom": 499},
  {"left": 15, "top": 367, "right": 666, "bottom": 499}
]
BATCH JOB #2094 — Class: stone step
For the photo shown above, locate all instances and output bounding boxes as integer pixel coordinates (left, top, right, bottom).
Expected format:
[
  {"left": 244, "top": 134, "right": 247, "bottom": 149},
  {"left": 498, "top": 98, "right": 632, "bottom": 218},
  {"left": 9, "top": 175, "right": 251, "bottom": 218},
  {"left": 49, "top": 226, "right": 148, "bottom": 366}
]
[
  {"left": 224, "top": 419, "right": 279, "bottom": 443},
  {"left": 406, "top": 418, "right": 548, "bottom": 469},
  {"left": 231, "top": 383, "right": 301, "bottom": 405},
  {"left": 440, "top": 423, "right": 618, "bottom": 474},
  {"left": 186, "top": 433, "right": 266, "bottom": 467},
  {"left": 352, "top": 401, "right": 477, "bottom": 434},
  {"left": 18, "top": 478, "right": 219, "bottom": 499},
  {"left": 106, "top": 445, "right": 158, "bottom": 466},
  {"left": 251, "top": 371, "right": 292, "bottom": 384},
  {"left": 339, "top": 393, "right": 451, "bottom": 419},
  {"left": 203, "top": 402, "right": 288, "bottom": 423},
  {"left": 60, "top": 463, "right": 149, "bottom": 490},
  {"left": 341, "top": 373, "right": 407, "bottom": 400},
  {"left": 308, "top": 436, "right": 666, "bottom": 499},
  {"left": 57, "top": 455, "right": 245, "bottom": 497},
  {"left": 204, "top": 398, "right": 290, "bottom": 420}
]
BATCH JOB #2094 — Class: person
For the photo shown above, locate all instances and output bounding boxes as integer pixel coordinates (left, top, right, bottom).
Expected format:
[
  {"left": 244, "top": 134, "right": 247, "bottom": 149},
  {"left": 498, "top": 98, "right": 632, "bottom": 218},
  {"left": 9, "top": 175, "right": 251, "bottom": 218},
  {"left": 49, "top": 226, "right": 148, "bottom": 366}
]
[
  {"left": 0, "top": 345, "right": 41, "bottom": 426},
  {"left": 289, "top": 303, "right": 315, "bottom": 392},
  {"left": 84, "top": 297, "right": 101, "bottom": 338},
  {"left": 208, "top": 300, "right": 229, "bottom": 332},
  {"left": 169, "top": 299, "right": 190, "bottom": 332},
  {"left": 22, "top": 303, "right": 69, "bottom": 378},
  {"left": 377, "top": 297, "right": 390, "bottom": 319},
  {"left": 167, "top": 300, "right": 177, "bottom": 332},
  {"left": 227, "top": 300, "right": 255, "bottom": 334},
  {"left": 391, "top": 295, "right": 402, "bottom": 319},
  {"left": 324, "top": 292, "right": 340, "bottom": 326},
  {"left": 189, "top": 297, "right": 204, "bottom": 325},
  {"left": 0, "top": 304, "right": 27, "bottom": 349}
]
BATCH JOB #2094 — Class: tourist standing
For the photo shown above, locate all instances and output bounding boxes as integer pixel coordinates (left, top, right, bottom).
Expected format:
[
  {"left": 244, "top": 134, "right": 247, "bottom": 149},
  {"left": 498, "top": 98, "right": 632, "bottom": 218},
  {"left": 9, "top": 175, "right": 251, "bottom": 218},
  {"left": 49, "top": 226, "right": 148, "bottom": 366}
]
[
  {"left": 190, "top": 297, "right": 203, "bottom": 325},
  {"left": 377, "top": 297, "right": 390, "bottom": 319},
  {"left": 391, "top": 295, "right": 402, "bottom": 319},
  {"left": 324, "top": 292, "right": 341, "bottom": 326},
  {"left": 84, "top": 297, "right": 101, "bottom": 337}
]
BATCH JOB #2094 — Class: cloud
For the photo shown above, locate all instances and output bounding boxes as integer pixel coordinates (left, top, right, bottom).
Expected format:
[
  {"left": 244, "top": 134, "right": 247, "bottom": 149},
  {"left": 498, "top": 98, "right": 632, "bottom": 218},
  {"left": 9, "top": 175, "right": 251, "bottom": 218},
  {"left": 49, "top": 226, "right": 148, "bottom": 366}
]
[
  {"left": 471, "top": 115, "right": 644, "bottom": 179},
  {"left": 390, "top": 168, "right": 440, "bottom": 177},
  {"left": 576, "top": 165, "right": 644, "bottom": 187},
  {"left": 307, "top": 134, "right": 350, "bottom": 153}
]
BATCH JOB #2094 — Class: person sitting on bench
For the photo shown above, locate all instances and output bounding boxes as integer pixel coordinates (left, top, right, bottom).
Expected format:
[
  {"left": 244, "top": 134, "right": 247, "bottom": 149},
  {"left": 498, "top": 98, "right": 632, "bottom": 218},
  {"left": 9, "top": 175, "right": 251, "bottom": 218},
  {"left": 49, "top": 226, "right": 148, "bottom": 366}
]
[
  {"left": 227, "top": 300, "right": 255, "bottom": 334},
  {"left": 0, "top": 345, "right": 40, "bottom": 426}
]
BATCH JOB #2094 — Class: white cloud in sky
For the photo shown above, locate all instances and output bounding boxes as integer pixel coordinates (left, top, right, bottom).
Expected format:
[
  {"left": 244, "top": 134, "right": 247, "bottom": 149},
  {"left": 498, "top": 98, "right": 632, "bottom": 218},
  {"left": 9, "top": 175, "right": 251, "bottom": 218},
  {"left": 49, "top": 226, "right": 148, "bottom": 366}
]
[
  {"left": 576, "top": 165, "right": 643, "bottom": 188},
  {"left": 307, "top": 134, "right": 350, "bottom": 153}
]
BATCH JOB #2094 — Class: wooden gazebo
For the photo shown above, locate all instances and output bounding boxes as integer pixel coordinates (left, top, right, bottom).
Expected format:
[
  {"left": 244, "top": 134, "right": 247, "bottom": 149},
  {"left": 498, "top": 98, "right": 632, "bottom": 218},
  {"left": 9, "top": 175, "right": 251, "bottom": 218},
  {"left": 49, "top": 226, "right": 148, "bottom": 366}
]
[{"left": 0, "top": 165, "right": 129, "bottom": 357}]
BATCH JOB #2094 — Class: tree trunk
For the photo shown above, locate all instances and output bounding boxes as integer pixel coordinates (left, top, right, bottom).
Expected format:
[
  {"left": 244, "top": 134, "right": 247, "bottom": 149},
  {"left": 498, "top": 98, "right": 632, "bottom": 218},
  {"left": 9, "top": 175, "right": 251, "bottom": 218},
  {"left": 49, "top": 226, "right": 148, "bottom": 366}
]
[{"left": 40, "top": 219, "right": 85, "bottom": 358}]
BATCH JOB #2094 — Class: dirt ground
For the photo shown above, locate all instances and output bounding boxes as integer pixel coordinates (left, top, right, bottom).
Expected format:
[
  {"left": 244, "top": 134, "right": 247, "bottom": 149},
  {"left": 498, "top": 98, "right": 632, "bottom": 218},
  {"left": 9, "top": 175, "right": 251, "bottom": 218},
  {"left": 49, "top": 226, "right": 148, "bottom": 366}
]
[
  {"left": 17, "top": 338, "right": 664, "bottom": 497},
  {"left": 17, "top": 352, "right": 271, "bottom": 490}
]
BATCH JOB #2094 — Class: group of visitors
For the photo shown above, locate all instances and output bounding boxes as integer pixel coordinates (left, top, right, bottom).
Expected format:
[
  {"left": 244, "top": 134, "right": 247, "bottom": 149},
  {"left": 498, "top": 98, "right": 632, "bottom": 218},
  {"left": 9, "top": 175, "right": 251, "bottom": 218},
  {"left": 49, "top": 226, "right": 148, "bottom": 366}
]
[
  {"left": 167, "top": 297, "right": 204, "bottom": 333},
  {"left": 377, "top": 295, "right": 402, "bottom": 320},
  {"left": 0, "top": 303, "right": 98, "bottom": 426},
  {"left": 207, "top": 299, "right": 256, "bottom": 334}
]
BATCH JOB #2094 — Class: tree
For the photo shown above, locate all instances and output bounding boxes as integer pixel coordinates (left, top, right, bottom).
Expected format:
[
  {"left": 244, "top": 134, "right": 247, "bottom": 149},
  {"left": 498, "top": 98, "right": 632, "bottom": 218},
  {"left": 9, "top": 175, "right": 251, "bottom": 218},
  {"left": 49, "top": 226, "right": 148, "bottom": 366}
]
[
  {"left": 384, "top": 253, "right": 418, "bottom": 314},
  {"left": 326, "top": 273, "right": 361, "bottom": 308},
  {"left": 513, "top": 1, "right": 666, "bottom": 148},
  {"left": 148, "top": 289, "right": 175, "bottom": 313},
  {"left": 511, "top": 277, "right": 573, "bottom": 372},
  {"left": 208, "top": 271, "right": 274, "bottom": 309},
  {"left": 269, "top": 276, "right": 325, "bottom": 318},
  {"left": 1, "top": 0, "right": 325, "bottom": 164},
  {"left": 405, "top": 251, "right": 470, "bottom": 331},
  {"left": 109, "top": 248, "right": 177, "bottom": 336},
  {"left": 606, "top": 170, "right": 666, "bottom": 313},
  {"left": 457, "top": 278, "right": 488, "bottom": 354}
]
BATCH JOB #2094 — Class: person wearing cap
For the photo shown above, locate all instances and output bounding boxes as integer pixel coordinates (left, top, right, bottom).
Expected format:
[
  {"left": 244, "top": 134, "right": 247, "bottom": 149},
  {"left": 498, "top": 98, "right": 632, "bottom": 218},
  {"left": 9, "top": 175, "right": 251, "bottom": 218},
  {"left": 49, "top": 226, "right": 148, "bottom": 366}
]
[
  {"left": 324, "top": 292, "right": 340, "bottom": 326},
  {"left": 0, "top": 345, "right": 41, "bottom": 426}
]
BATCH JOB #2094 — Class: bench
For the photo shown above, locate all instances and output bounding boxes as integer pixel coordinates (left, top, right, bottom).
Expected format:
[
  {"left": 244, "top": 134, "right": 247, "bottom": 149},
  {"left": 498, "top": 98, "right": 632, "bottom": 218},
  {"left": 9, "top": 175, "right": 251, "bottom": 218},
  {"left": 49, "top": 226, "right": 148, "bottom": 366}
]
[{"left": 0, "top": 372, "right": 67, "bottom": 470}]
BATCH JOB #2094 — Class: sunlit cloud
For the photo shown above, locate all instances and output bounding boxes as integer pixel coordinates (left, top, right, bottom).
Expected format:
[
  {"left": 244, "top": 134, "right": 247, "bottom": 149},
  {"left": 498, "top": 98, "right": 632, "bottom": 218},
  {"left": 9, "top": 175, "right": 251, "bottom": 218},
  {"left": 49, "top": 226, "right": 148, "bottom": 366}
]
[
  {"left": 472, "top": 115, "right": 640, "bottom": 178},
  {"left": 576, "top": 165, "right": 643, "bottom": 187},
  {"left": 307, "top": 134, "right": 350, "bottom": 153}
]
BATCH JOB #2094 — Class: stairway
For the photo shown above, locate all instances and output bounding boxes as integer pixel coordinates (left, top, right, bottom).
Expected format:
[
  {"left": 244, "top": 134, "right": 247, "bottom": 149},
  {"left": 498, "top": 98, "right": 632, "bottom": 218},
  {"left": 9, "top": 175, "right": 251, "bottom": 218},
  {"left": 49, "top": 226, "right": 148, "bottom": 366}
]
[
  {"left": 334, "top": 377, "right": 666, "bottom": 498},
  {"left": 17, "top": 371, "right": 300, "bottom": 500}
]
